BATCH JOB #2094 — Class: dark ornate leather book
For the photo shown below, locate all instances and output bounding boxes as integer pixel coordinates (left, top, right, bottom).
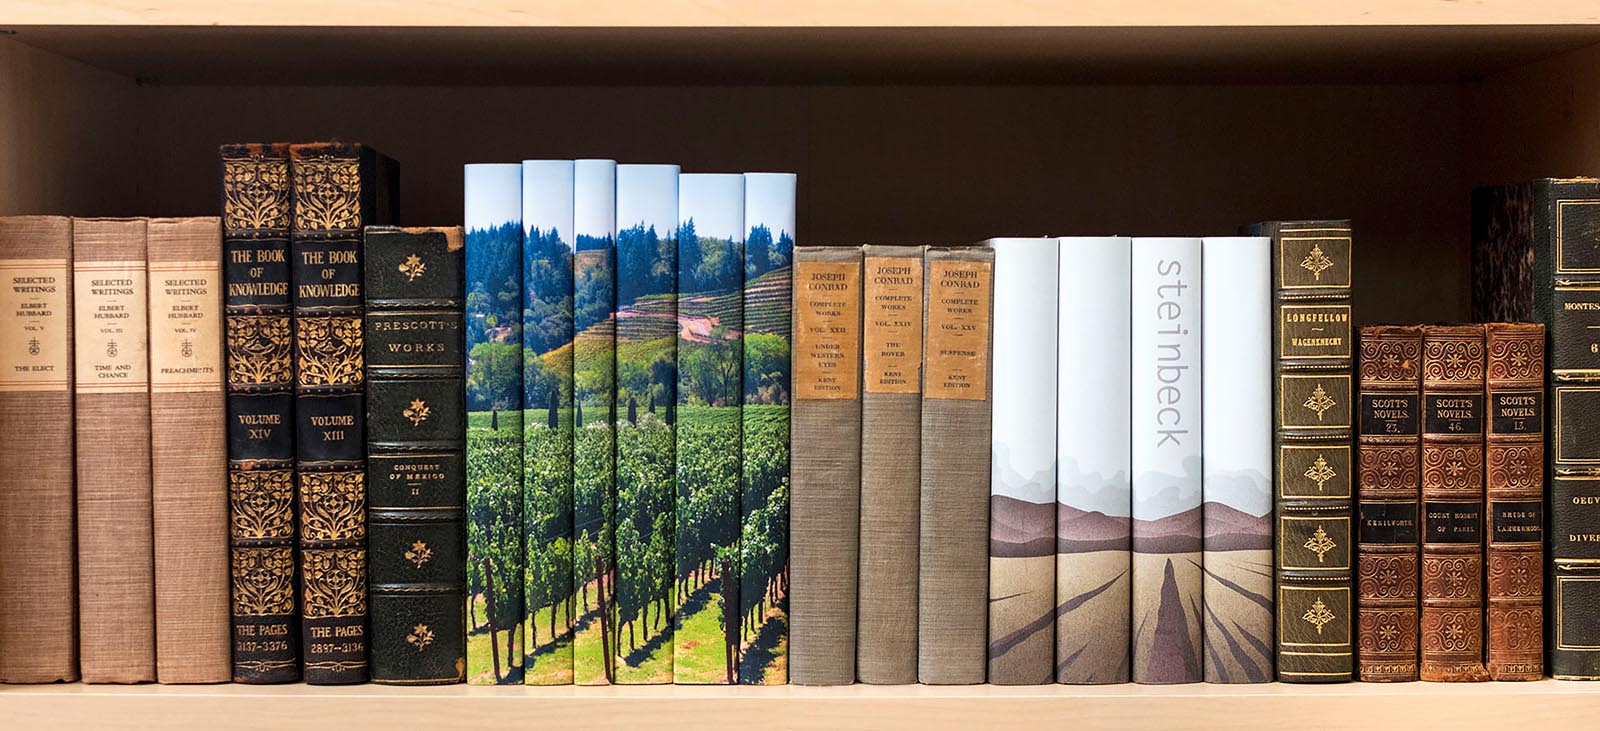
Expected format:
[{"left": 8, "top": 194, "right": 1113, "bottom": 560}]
[
  {"left": 1246, "top": 219, "right": 1355, "bottom": 683},
  {"left": 789, "top": 245, "right": 862, "bottom": 686},
  {"left": 73, "top": 218, "right": 156, "bottom": 683},
  {"left": 1484, "top": 322, "right": 1545, "bottom": 681},
  {"left": 857, "top": 244, "right": 925, "bottom": 685},
  {"left": 1471, "top": 178, "right": 1599, "bottom": 680},
  {"left": 290, "top": 141, "right": 397, "bottom": 684},
  {"left": 221, "top": 143, "right": 300, "bottom": 683},
  {"left": 918, "top": 246, "right": 994, "bottom": 685},
  {"left": 363, "top": 226, "right": 467, "bottom": 685},
  {"left": 0, "top": 216, "right": 78, "bottom": 684},
  {"left": 147, "top": 217, "right": 230, "bottom": 683},
  {"left": 1418, "top": 324, "right": 1489, "bottom": 682},
  {"left": 1355, "top": 325, "right": 1422, "bottom": 682}
]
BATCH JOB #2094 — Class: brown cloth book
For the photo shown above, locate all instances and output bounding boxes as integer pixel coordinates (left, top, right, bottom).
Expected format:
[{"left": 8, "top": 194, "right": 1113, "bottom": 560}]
[
  {"left": 147, "top": 217, "right": 231, "bottom": 683},
  {"left": 1355, "top": 325, "right": 1422, "bottom": 682},
  {"left": 856, "top": 244, "right": 925, "bottom": 685},
  {"left": 0, "top": 216, "right": 78, "bottom": 683},
  {"left": 73, "top": 217, "right": 156, "bottom": 684},
  {"left": 1419, "top": 324, "right": 1489, "bottom": 682},
  {"left": 789, "top": 246, "right": 863, "bottom": 686},
  {"left": 1484, "top": 322, "right": 1544, "bottom": 681},
  {"left": 917, "top": 246, "right": 995, "bottom": 685}
]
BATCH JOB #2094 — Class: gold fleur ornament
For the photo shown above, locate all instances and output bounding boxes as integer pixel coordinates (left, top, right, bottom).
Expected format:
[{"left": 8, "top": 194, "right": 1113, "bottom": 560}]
[
  {"left": 1302, "top": 597, "right": 1336, "bottom": 635},
  {"left": 1300, "top": 244, "right": 1335, "bottom": 280},
  {"left": 1304, "top": 454, "right": 1337, "bottom": 491},
  {"left": 398, "top": 254, "right": 427, "bottom": 282},
  {"left": 405, "top": 540, "right": 433, "bottom": 568},
  {"left": 407, "top": 624, "right": 435, "bottom": 651},
  {"left": 1303, "top": 525, "right": 1337, "bottom": 562},
  {"left": 1303, "top": 383, "right": 1336, "bottom": 421},
  {"left": 404, "top": 398, "right": 431, "bottom": 427}
]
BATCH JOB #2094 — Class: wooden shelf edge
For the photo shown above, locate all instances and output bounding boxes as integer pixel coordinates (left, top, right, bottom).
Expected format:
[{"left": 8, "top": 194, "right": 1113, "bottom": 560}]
[
  {"left": 6, "top": 0, "right": 1600, "bottom": 29},
  {"left": 6, "top": 680, "right": 1600, "bottom": 730}
]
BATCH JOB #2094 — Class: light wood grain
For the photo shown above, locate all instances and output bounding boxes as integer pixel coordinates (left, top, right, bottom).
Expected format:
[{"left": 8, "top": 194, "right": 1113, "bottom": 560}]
[
  {"left": 4, "top": 681, "right": 1600, "bottom": 730},
  {"left": 5, "top": 0, "right": 1600, "bottom": 27}
]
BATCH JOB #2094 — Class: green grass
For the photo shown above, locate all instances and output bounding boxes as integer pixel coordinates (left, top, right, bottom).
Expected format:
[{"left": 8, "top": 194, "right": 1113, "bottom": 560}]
[
  {"left": 672, "top": 579, "right": 736, "bottom": 684},
  {"left": 466, "top": 594, "right": 525, "bottom": 685},
  {"left": 523, "top": 599, "right": 575, "bottom": 685}
]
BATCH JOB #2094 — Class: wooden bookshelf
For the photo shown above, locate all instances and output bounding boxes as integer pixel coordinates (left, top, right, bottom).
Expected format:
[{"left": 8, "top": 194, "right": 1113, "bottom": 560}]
[
  {"left": 4, "top": 680, "right": 1600, "bottom": 729},
  {"left": 3, "top": 9, "right": 1600, "bottom": 727}
]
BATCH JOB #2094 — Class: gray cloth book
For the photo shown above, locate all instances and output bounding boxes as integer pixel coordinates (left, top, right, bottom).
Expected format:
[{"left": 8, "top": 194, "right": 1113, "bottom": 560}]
[
  {"left": 917, "top": 246, "right": 995, "bottom": 685},
  {"left": 789, "top": 245, "right": 863, "bottom": 686}
]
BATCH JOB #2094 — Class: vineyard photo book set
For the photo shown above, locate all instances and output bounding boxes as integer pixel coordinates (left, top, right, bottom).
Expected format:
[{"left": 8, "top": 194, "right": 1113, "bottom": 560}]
[{"left": 0, "top": 145, "right": 1597, "bottom": 688}]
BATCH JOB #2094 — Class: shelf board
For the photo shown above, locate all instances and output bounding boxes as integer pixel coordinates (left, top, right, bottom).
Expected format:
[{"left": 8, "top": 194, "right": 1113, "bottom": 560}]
[
  {"left": 6, "top": 0, "right": 1600, "bottom": 28},
  {"left": 6, "top": 25, "right": 1600, "bottom": 85},
  {"left": 4, "top": 680, "right": 1600, "bottom": 729}
]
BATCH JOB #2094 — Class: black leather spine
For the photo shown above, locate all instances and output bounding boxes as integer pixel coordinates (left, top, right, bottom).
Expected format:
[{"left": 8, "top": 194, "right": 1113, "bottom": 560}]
[
  {"left": 221, "top": 143, "right": 301, "bottom": 683},
  {"left": 1472, "top": 178, "right": 1600, "bottom": 679},
  {"left": 290, "top": 142, "right": 398, "bottom": 684},
  {"left": 363, "top": 226, "right": 467, "bottom": 684}
]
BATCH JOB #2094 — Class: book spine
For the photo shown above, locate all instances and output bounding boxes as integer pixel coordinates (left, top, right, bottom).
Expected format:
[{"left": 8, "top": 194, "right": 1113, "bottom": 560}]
[
  {"left": 363, "top": 226, "right": 468, "bottom": 685},
  {"left": 986, "top": 238, "right": 1057, "bottom": 685},
  {"left": 73, "top": 217, "right": 156, "bottom": 683},
  {"left": 738, "top": 172, "right": 794, "bottom": 686},
  {"left": 1419, "top": 324, "right": 1489, "bottom": 682},
  {"left": 464, "top": 163, "right": 525, "bottom": 685},
  {"left": 1199, "top": 236, "right": 1273, "bottom": 684},
  {"left": 291, "top": 142, "right": 394, "bottom": 684},
  {"left": 221, "top": 143, "right": 299, "bottom": 684},
  {"left": 1355, "top": 325, "right": 1423, "bottom": 682},
  {"left": 1533, "top": 180, "right": 1600, "bottom": 680},
  {"left": 856, "top": 244, "right": 925, "bottom": 685},
  {"left": 147, "top": 217, "right": 230, "bottom": 683},
  {"left": 674, "top": 173, "right": 744, "bottom": 685},
  {"left": 789, "top": 245, "right": 862, "bottom": 686},
  {"left": 1130, "top": 237, "right": 1203, "bottom": 685},
  {"left": 918, "top": 246, "right": 995, "bottom": 685},
  {"left": 613, "top": 163, "right": 679, "bottom": 684},
  {"left": 1484, "top": 322, "right": 1545, "bottom": 681},
  {"left": 1259, "top": 220, "right": 1355, "bottom": 683},
  {"left": 1054, "top": 237, "right": 1132, "bottom": 685},
  {"left": 520, "top": 160, "right": 576, "bottom": 685},
  {"left": 0, "top": 216, "right": 78, "bottom": 683},
  {"left": 572, "top": 159, "right": 618, "bottom": 685}
]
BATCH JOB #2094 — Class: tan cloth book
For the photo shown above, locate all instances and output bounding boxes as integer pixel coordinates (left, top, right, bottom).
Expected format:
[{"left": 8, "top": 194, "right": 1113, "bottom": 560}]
[
  {"left": 0, "top": 216, "right": 78, "bottom": 683},
  {"left": 147, "top": 217, "right": 230, "bottom": 683},
  {"left": 73, "top": 217, "right": 156, "bottom": 684}
]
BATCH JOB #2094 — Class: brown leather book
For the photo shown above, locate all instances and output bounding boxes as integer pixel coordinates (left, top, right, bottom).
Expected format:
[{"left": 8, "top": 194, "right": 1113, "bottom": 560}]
[
  {"left": 1355, "top": 325, "right": 1422, "bottom": 682},
  {"left": 1418, "top": 324, "right": 1489, "bottom": 682},
  {"left": 73, "top": 218, "right": 156, "bottom": 683},
  {"left": 0, "top": 216, "right": 78, "bottom": 683},
  {"left": 917, "top": 246, "right": 994, "bottom": 685},
  {"left": 1484, "top": 322, "right": 1544, "bottom": 680},
  {"left": 147, "top": 217, "right": 231, "bottom": 683},
  {"left": 856, "top": 244, "right": 924, "bottom": 685},
  {"left": 789, "top": 245, "right": 863, "bottom": 686}
]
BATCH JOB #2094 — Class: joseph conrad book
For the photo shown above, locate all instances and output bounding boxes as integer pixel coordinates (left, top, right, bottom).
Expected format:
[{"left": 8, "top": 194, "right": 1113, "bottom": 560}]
[
  {"left": 1472, "top": 179, "right": 1596, "bottom": 679},
  {"left": 1248, "top": 219, "right": 1355, "bottom": 683}
]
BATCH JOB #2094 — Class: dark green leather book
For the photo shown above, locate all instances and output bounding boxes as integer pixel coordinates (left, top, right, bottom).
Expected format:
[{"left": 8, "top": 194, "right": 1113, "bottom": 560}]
[
  {"left": 1472, "top": 179, "right": 1600, "bottom": 680},
  {"left": 290, "top": 141, "right": 397, "bottom": 685},
  {"left": 364, "top": 226, "right": 466, "bottom": 685},
  {"left": 1246, "top": 219, "right": 1355, "bottom": 683}
]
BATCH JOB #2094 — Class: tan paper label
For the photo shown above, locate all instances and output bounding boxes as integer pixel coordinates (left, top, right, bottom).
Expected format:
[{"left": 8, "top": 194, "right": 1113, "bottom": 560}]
[
  {"left": 74, "top": 259, "right": 149, "bottom": 394},
  {"left": 864, "top": 256, "right": 923, "bottom": 394},
  {"left": 924, "top": 258, "right": 992, "bottom": 401},
  {"left": 794, "top": 259, "right": 861, "bottom": 400},
  {"left": 0, "top": 258, "right": 71, "bottom": 392},
  {"left": 149, "top": 259, "right": 224, "bottom": 393}
]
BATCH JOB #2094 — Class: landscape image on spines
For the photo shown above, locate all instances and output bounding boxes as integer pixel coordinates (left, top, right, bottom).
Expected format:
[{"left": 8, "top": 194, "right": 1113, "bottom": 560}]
[
  {"left": 613, "top": 164, "right": 680, "bottom": 683},
  {"left": 520, "top": 161, "right": 576, "bottom": 684},
  {"left": 674, "top": 174, "right": 745, "bottom": 684},
  {"left": 737, "top": 172, "right": 795, "bottom": 684},
  {"left": 571, "top": 159, "right": 619, "bottom": 685},
  {"left": 464, "top": 163, "right": 526, "bottom": 684}
]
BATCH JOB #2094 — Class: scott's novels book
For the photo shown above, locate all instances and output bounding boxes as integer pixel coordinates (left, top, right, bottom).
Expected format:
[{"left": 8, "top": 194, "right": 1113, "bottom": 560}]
[
  {"left": 1484, "top": 322, "right": 1545, "bottom": 681},
  {"left": 364, "top": 226, "right": 468, "bottom": 685}
]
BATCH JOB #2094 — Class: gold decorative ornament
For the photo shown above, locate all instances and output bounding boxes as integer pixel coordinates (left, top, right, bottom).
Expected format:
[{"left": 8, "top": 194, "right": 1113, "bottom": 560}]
[
  {"left": 404, "top": 398, "right": 431, "bottom": 427},
  {"left": 1300, "top": 244, "right": 1335, "bottom": 280},
  {"left": 292, "top": 154, "right": 362, "bottom": 232},
  {"left": 1304, "top": 454, "right": 1337, "bottom": 491},
  {"left": 405, "top": 540, "right": 433, "bottom": 568},
  {"left": 228, "top": 315, "right": 294, "bottom": 385},
  {"left": 1303, "top": 525, "right": 1336, "bottom": 562},
  {"left": 407, "top": 624, "right": 435, "bottom": 651},
  {"left": 1303, "top": 383, "right": 1336, "bottom": 420},
  {"left": 296, "top": 316, "right": 364, "bottom": 386},
  {"left": 398, "top": 254, "right": 427, "bottom": 282},
  {"left": 1302, "top": 597, "right": 1336, "bottom": 635},
  {"left": 223, "top": 156, "right": 291, "bottom": 231}
]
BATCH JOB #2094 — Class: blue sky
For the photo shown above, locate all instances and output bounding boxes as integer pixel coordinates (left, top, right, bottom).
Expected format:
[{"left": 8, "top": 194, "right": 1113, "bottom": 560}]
[
  {"left": 679, "top": 173, "right": 744, "bottom": 242},
  {"left": 463, "top": 163, "right": 520, "bottom": 230},
  {"left": 616, "top": 164, "right": 679, "bottom": 234},
  {"left": 521, "top": 160, "right": 573, "bottom": 245},
  {"left": 575, "top": 159, "right": 616, "bottom": 239},
  {"left": 744, "top": 172, "right": 796, "bottom": 240}
]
